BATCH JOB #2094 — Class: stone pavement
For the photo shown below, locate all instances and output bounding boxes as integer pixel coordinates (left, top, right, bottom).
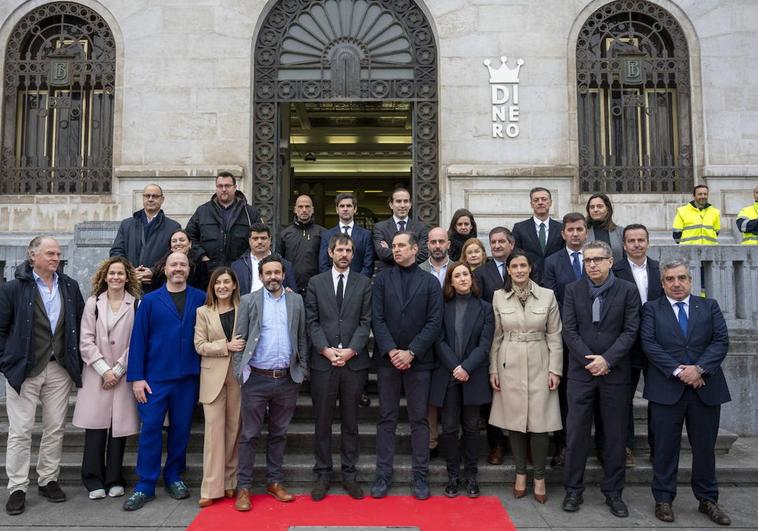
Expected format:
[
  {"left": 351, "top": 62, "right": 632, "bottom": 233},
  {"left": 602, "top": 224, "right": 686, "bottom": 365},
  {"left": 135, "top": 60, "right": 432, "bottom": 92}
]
[{"left": 1, "top": 484, "right": 757, "bottom": 530}]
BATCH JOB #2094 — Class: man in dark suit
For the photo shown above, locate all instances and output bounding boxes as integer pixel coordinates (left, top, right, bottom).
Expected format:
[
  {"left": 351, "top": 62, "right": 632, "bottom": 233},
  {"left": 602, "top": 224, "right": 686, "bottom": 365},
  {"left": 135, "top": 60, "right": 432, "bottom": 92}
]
[
  {"left": 511, "top": 187, "right": 563, "bottom": 284},
  {"left": 473, "top": 226, "right": 514, "bottom": 465},
  {"left": 306, "top": 233, "right": 372, "bottom": 501},
  {"left": 640, "top": 258, "right": 731, "bottom": 526},
  {"left": 561, "top": 241, "right": 640, "bottom": 518},
  {"left": 371, "top": 232, "right": 443, "bottom": 500},
  {"left": 543, "top": 212, "right": 587, "bottom": 467},
  {"left": 372, "top": 187, "right": 429, "bottom": 273},
  {"left": 231, "top": 223, "right": 297, "bottom": 294},
  {"left": 612, "top": 223, "right": 663, "bottom": 465},
  {"left": 318, "top": 192, "right": 374, "bottom": 277}
]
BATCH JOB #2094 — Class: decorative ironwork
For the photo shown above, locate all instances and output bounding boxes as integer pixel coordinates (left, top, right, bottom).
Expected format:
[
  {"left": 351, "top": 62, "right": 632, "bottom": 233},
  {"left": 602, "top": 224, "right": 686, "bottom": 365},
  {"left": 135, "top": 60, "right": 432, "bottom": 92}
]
[
  {"left": 1, "top": 2, "right": 115, "bottom": 194},
  {"left": 576, "top": 0, "right": 692, "bottom": 193},
  {"left": 254, "top": 0, "right": 438, "bottom": 226}
]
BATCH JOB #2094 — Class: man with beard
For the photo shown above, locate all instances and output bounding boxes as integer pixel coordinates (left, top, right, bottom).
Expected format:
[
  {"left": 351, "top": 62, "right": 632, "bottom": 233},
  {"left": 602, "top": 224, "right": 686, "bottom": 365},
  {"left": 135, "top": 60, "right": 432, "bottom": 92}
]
[
  {"left": 672, "top": 185, "right": 720, "bottom": 245},
  {"left": 124, "top": 252, "right": 206, "bottom": 511},
  {"left": 232, "top": 255, "right": 308, "bottom": 512}
]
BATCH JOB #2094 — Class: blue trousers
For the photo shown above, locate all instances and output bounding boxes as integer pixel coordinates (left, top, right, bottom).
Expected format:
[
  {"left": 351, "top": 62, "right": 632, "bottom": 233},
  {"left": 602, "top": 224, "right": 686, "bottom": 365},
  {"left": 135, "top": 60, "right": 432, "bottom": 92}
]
[{"left": 135, "top": 376, "right": 199, "bottom": 495}]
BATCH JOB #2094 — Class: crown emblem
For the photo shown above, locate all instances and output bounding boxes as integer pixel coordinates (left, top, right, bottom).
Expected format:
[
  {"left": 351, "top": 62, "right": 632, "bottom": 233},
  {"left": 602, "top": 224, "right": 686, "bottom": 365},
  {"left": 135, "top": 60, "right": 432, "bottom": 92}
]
[{"left": 483, "top": 56, "right": 524, "bottom": 84}]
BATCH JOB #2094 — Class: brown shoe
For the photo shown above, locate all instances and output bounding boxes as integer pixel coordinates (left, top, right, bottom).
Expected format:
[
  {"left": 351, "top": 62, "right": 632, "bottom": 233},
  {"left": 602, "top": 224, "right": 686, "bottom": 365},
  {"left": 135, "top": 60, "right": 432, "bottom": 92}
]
[
  {"left": 533, "top": 478, "right": 547, "bottom": 504},
  {"left": 235, "top": 488, "right": 251, "bottom": 512},
  {"left": 625, "top": 448, "right": 636, "bottom": 468},
  {"left": 224, "top": 489, "right": 236, "bottom": 499},
  {"left": 655, "top": 502, "right": 675, "bottom": 522},
  {"left": 266, "top": 483, "right": 294, "bottom": 502},
  {"left": 699, "top": 499, "right": 731, "bottom": 526},
  {"left": 512, "top": 474, "right": 527, "bottom": 499},
  {"left": 198, "top": 497, "right": 213, "bottom": 508},
  {"left": 487, "top": 446, "right": 504, "bottom": 465}
]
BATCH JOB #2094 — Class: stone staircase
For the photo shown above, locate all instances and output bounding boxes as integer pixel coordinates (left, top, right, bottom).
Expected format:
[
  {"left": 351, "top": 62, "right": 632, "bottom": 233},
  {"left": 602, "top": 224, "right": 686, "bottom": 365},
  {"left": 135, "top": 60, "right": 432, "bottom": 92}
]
[{"left": 0, "top": 374, "right": 749, "bottom": 490}]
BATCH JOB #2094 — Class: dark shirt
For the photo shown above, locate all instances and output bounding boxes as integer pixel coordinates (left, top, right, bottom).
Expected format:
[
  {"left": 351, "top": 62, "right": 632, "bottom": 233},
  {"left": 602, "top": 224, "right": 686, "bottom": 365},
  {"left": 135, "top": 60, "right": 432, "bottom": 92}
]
[
  {"left": 220, "top": 203, "right": 234, "bottom": 230},
  {"left": 398, "top": 263, "right": 418, "bottom": 300},
  {"left": 219, "top": 309, "right": 235, "bottom": 342},
  {"left": 454, "top": 294, "right": 471, "bottom": 358},
  {"left": 593, "top": 227, "right": 611, "bottom": 245},
  {"left": 169, "top": 289, "right": 187, "bottom": 318}
]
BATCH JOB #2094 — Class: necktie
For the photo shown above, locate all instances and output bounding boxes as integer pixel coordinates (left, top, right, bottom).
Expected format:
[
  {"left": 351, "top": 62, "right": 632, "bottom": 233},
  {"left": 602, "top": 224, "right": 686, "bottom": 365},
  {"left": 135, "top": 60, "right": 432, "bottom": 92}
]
[
  {"left": 675, "top": 301, "right": 688, "bottom": 336},
  {"left": 571, "top": 252, "right": 582, "bottom": 280},
  {"left": 336, "top": 274, "right": 344, "bottom": 311},
  {"left": 342, "top": 225, "right": 349, "bottom": 235},
  {"left": 538, "top": 222, "right": 547, "bottom": 252},
  {"left": 498, "top": 262, "right": 504, "bottom": 280},
  {"left": 397, "top": 220, "right": 406, "bottom": 232}
]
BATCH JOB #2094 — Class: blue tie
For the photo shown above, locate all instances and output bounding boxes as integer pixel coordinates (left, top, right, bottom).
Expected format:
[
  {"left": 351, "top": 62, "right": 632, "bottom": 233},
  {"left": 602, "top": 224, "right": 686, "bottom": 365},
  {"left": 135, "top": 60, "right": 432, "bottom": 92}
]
[
  {"left": 675, "top": 301, "right": 688, "bottom": 337},
  {"left": 571, "top": 252, "right": 582, "bottom": 280}
]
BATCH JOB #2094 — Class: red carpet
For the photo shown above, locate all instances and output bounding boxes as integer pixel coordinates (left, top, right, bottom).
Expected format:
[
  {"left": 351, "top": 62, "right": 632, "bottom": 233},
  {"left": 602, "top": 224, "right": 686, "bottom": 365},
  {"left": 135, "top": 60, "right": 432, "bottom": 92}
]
[{"left": 188, "top": 494, "right": 515, "bottom": 530}]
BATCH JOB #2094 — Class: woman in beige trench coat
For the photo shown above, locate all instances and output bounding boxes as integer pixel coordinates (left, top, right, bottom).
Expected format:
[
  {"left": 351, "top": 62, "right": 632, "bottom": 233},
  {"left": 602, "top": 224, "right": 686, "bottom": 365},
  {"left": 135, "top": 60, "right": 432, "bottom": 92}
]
[
  {"left": 489, "top": 250, "right": 563, "bottom": 503},
  {"left": 194, "top": 266, "right": 244, "bottom": 507},
  {"left": 73, "top": 256, "right": 141, "bottom": 500}
]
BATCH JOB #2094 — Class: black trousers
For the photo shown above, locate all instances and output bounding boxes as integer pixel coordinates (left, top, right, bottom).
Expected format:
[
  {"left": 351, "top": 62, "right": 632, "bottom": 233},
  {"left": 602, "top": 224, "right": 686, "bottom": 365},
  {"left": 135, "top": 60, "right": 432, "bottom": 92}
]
[
  {"left": 564, "top": 379, "right": 629, "bottom": 497},
  {"left": 439, "top": 383, "right": 480, "bottom": 479},
  {"left": 81, "top": 428, "right": 127, "bottom": 491},
  {"left": 311, "top": 366, "right": 368, "bottom": 481}
]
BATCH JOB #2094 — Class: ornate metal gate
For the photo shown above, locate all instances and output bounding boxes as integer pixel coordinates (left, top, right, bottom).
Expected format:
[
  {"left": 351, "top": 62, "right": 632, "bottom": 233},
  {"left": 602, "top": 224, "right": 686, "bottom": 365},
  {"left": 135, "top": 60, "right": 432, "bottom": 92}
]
[
  {"left": 1, "top": 2, "right": 115, "bottom": 194},
  {"left": 253, "top": 0, "right": 438, "bottom": 226},
  {"left": 576, "top": 0, "right": 692, "bottom": 193}
]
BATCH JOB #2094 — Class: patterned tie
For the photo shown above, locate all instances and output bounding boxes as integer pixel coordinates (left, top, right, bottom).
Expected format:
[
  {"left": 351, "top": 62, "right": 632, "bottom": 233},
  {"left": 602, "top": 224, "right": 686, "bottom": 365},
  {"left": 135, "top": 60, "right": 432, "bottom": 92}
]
[
  {"left": 336, "top": 274, "right": 344, "bottom": 311},
  {"left": 397, "top": 220, "right": 406, "bottom": 232},
  {"left": 538, "top": 222, "right": 547, "bottom": 252},
  {"left": 675, "top": 301, "right": 688, "bottom": 336},
  {"left": 342, "top": 225, "right": 350, "bottom": 235},
  {"left": 571, "top": 252, "right": 582, "bottom": 280}
]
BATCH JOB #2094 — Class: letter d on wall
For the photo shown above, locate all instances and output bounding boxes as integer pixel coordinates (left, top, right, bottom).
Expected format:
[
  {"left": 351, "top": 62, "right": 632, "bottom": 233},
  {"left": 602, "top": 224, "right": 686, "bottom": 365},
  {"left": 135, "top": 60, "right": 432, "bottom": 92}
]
[{"left": 491, "top": 85, "right": 510, "bottom": 105}]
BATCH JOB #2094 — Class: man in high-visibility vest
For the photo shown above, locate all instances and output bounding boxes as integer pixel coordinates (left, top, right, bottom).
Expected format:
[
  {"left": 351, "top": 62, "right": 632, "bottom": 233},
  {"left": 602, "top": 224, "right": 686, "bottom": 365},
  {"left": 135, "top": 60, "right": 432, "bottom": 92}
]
[
  {"left": 735, "top": 185, "right": 758, "bottom": 245},
  {"left": 672, "top": 185, "right": 720, "bottom": 245}
]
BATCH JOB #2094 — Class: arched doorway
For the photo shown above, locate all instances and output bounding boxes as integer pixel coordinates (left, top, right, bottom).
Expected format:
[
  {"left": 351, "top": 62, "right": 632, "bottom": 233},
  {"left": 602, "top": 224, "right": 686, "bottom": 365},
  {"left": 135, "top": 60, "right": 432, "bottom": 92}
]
[{"left": 252, "top": 0, "right": 438, "bottom": 230}]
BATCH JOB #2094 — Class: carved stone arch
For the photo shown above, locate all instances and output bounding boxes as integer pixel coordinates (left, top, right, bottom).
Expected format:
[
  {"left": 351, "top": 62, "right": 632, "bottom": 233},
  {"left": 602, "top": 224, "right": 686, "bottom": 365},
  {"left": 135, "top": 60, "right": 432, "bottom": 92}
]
[{"left": 252, "top": 0, "right": 438, "bottom": 227}]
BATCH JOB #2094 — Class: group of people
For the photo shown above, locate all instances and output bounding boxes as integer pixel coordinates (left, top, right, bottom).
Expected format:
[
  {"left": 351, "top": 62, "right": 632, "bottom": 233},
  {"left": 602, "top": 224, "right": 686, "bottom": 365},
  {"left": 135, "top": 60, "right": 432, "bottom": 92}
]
[{"left": 1, "top": 175, "right": 753, "bottom": 526}]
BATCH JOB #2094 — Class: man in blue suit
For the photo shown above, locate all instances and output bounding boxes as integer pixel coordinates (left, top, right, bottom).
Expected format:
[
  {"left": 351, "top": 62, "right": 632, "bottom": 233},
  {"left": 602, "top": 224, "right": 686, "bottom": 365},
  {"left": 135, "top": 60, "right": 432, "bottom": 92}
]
[
  {"left": 124, "top": 252, "right": 206, "bottom": 511},
  {"left": 371, "top": 232, "right": 443, "bottom": 501},
  {"left": 641, "top": 257, "right": 731, "bottom": 526},
  {"left": 318, "top": 192, "right": 374, "bottom": 277},
  {"left": 231, "top": 223, "right": 297, "bottom": 294}
]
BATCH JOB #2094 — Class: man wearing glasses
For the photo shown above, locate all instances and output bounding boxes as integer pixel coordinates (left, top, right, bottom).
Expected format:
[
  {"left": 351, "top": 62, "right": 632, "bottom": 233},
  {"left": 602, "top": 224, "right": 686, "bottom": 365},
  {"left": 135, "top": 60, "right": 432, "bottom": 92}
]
[
  {"left": 560, "top": 240, "right": 641, "bottom": 518},
  {"left": 186, "top": 172, "right": 263, "bottom": 271},
  {"left": 110, "top": 184, "right": 180, "bottom": 292}
]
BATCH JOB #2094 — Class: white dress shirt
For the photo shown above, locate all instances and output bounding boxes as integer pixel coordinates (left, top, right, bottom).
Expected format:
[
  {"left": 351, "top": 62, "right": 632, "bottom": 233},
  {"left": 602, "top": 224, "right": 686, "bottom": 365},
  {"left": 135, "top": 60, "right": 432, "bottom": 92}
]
[
  {"left": 667, "top": 295, "right": 691, "bottom": 377},
  {"left": 249, "top": 252, "right": 271, "bottom": 293},
  {"left": 331, "top": 267, "right": 349, "bottom": 295},
  {"left": 628, "top": 258, "right": 649, "bottom": 304},
  {"left": 339, "top": 221, "right": 354, "bottom": 237},
  {"left": 533, "top": 216, "right": 552, "bottom": 240},
  {"left": 393, "top": 216, "right": 409, "bottom": 231}
]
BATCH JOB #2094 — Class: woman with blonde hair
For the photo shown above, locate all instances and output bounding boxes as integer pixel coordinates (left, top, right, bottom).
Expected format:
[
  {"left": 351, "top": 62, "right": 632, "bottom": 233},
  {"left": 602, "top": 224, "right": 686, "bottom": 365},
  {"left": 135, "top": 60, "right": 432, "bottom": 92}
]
[
  {"left": 194, "top": 266, "right": 245, "bottom": 507},
  {"left": 73, "top": 256, "right": 141, "bottom": 500},
  {"left": 460, "top": 238, "right": 487, "bottom": 271}
]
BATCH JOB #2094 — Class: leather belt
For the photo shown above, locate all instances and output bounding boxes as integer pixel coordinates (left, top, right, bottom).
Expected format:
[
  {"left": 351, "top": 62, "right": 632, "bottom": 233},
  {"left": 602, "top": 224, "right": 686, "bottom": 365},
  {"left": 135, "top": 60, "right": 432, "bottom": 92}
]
[{"left": 250, "top": 366, "right": 289, "bottom": 379}]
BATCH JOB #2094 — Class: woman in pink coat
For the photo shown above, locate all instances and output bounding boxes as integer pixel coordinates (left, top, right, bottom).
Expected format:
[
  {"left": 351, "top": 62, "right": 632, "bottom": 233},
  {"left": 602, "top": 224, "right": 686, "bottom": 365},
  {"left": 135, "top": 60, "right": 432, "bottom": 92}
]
[{"left": 73, "top": 256, "right": 141, "bottom": 500}]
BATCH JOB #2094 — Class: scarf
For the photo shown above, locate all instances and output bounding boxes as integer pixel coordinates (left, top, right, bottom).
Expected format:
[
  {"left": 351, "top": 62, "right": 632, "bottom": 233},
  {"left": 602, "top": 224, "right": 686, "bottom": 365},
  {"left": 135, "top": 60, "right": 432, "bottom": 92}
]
[
  {"left": 587, "top": 271, "right": 616, "bottom": 323},
  {"left": 512, "top": 281, "right": 531, "bottom": 307}
]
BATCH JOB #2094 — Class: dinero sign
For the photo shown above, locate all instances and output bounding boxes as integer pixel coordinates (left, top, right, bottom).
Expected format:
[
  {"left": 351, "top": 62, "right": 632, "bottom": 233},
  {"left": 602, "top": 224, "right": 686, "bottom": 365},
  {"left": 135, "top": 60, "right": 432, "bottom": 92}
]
[{"left": 483, "top": 56, "right": 524, "bottom": 138}]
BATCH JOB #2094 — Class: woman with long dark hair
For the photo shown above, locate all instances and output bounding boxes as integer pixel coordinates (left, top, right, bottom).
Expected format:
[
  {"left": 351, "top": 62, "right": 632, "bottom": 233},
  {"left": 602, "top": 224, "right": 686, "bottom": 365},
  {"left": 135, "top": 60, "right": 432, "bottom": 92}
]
[
  {"left": 448, "top": 209, "right": 478, "bottom": 261},
  {"left": 151, "top": 229, "right": 209, "bottom": 291},
  {"left": 586, "top": 193, "right": 625, "bottom": 263},
  {"left": 73, "top": 256, "right": 142, "bottom": 500}
]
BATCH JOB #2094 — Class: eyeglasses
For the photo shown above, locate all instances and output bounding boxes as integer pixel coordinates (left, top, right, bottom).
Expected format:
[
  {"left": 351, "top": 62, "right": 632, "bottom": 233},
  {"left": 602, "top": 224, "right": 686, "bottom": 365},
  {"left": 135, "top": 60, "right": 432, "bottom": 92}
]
[
  {"left": 583, "top": 256, "right": 611, "bottom": 265},
  {"left": 143, "top": 194, "right": 162, "bottom": 199}
]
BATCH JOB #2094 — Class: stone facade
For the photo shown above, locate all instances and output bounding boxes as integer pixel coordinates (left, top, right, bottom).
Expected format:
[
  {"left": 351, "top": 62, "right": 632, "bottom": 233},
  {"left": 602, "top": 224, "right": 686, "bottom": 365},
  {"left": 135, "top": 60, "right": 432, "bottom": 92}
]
[{"left": 0, "top": 0, "right": 756, "bottom": 237}]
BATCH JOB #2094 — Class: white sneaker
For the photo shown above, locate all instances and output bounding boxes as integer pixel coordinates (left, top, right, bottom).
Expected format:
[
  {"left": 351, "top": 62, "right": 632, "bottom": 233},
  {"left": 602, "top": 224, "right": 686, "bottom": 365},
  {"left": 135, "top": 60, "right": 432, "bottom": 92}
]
[
  {"left": 89, "top": 489, "right": 106, "bottom": 500},
  {"left": 108, "top": 485, "right": 125, "bottom": 497}
]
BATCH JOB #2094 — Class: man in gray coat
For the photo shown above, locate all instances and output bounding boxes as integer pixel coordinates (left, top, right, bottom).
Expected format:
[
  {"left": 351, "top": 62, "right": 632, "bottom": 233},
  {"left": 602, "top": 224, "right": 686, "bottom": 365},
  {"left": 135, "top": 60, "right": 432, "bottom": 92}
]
[{"left": 232, "top": 255, "right": 307, "bottom": 512}]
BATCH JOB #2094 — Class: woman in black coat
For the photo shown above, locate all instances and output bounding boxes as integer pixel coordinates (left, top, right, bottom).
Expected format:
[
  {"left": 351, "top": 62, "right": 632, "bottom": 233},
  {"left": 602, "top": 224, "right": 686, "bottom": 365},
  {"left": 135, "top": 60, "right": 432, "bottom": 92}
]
[{"left": 429, "top": 261, "right": 494, "bottom": 498}]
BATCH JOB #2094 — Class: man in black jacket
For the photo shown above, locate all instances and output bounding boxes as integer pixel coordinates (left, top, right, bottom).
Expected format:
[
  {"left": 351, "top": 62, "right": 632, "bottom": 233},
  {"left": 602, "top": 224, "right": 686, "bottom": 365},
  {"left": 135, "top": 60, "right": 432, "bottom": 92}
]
[
  {"left": 185, "top": 172, "right": 262, "bottom": 270},
  {"left": 278, "top": 194, "right": 325, "bottom": 295},
  {"left": 0, "top": 237, "right": 85, "bottom": 516},
  {"left": 110, "top": 184, "right": 180, "bottom": 291}
]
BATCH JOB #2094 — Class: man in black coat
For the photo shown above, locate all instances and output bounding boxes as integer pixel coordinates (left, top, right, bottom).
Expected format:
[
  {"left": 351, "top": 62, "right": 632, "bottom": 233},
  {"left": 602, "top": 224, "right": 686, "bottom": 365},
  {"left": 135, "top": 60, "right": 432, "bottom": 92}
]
[
  {"left": 0, "top": 237, "right": 85, "bottom": 516},
  {"left": 612, "top": 223, "right": 663, "bottom": 465},
  {"left": 185, "top": 172, "right": 262, "bottom": 270},
  {"left": 641, "top": 258, "right": 731, "bottom": 526},
  {"left": 372, "top": 187, "right": 428, "bottom": 273},
  {"left": 511, "top": 187, "right": 563, "bottom": 284},
  {"left": 370, "top": 232, "right": 443, "bottom": 501},
  {"left": 561, "top": 241, "right": 640, "bottom": 518},
  {"left": 110, "top": 184, "right": 180, "bottom": 291},
  {"left": 306, "top": 233, "right": 372, "bottom": 501},
  {"left": 278, "top": 194, "right": 325, "bottom": 295}
]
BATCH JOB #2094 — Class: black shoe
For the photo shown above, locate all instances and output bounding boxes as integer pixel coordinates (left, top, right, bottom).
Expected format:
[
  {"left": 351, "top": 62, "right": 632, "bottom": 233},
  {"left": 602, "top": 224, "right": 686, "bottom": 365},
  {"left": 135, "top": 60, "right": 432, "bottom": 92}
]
[
  {"left": 311, "top": 478, "right": 329, "bottom": 501},
  {"left": 165, "top": 480, "right": 190, "bottom": 500},
  {"left": 606, "top": 496, "right": 629, "bottom": 518},
  {"left": 5, "top": 490, "right": 25, "bottom": 515},
  {"left": 444, "top": 477, "right": 460, "bottom": 498},
  {"left": 412, "top": 474, "right": 430, "bottom": 500},
  {"left": 465, "top": 478, "right": 480, "bottom": 498},
  {"left": 38, "top": 481, "right": 66, "bottom": 503},
  {"left": 699, "top": 499, "right": 731, "bottom": 526},
  {"left": 655, "top": 501, "right": 675, "bottom": 522},
  {"left": 359, "top": 393, "right": 371, "bottom": 407},
  {"left": 342, "top": 480, "right": 364, "bottom": 500},
  {"left": 562, "top": 492, "right": 583, "bottom": 512},
  {"left": 429, "top": 446, "right": 439, "bottom": 459},
  {"left": 370, "top": 477, "right": 391, "bottom": 499}
]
